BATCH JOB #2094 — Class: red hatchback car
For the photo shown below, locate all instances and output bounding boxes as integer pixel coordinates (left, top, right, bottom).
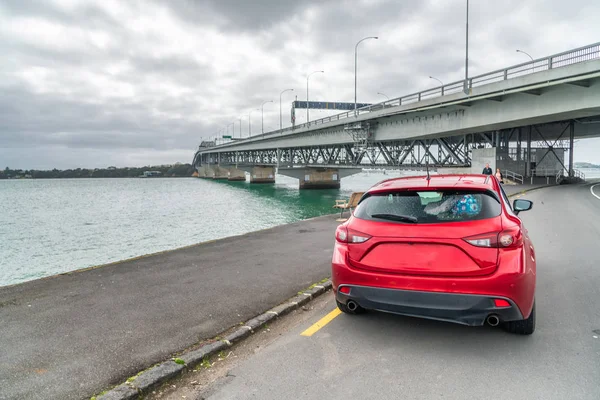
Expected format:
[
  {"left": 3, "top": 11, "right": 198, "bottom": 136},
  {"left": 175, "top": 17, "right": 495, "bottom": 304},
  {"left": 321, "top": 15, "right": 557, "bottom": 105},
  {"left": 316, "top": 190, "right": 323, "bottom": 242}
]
[{"left": 332, "top": 174, "right": 536, "bottom": 335}]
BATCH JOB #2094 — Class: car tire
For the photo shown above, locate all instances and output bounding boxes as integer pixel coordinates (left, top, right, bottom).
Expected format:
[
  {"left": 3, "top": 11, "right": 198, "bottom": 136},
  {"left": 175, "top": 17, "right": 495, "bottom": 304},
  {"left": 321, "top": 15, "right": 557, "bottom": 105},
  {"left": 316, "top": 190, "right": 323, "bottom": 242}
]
[
  {"left": 336, "top": 299, "right": 366, "bottom": 315},
  {"left": 503, "top": 301, "right": 535, "bottom": 335}
]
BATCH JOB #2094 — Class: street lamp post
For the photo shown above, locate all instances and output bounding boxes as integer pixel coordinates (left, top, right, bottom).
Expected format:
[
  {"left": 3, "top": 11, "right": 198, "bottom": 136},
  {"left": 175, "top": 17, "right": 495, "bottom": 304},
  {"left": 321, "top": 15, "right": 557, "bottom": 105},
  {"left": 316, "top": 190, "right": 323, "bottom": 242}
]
[
  {"left": 226, "top": 123, "right": 235, "bottom": 141},
  {"left": 377, "top": 92, "right": 389, "bottom": 101},
  {"left": 261, "top": 100, "right": 273, "bottom": 134},
  {"left": 249, "top": 109, "right": 259, "bottom": 137},
  {"left": 516, "top": 49, "right": 534, "bottom": 62},
  {"left": 516, "top": 49, "right": 535, "bottom": 72},
  {"left": 355, "top": 36, "right": 378, "bottom": 116},
  {"left": 464, "top": 0, "right": 469, "bottom": 95},
  {"left": 429, "top": 76, "right": 444, "bottom": 95},
  {"left": 429, "top": 76, "right": 444, "bottom": 86},
  {"left": 239, "top": 116, "right": 244, "bottom": 138},
  {"left": 279, "top": 88, "right": 294, "bottom": 131},
  {"left": 306, "top": 70, "right": 324, "bottom": 124}
]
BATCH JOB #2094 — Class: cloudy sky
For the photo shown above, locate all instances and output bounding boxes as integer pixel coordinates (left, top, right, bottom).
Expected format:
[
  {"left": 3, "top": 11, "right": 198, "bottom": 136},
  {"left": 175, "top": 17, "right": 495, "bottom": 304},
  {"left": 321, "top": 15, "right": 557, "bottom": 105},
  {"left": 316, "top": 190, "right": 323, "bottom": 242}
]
[{"left": 1, "top": 0, "right": 599, "bottom": 169}]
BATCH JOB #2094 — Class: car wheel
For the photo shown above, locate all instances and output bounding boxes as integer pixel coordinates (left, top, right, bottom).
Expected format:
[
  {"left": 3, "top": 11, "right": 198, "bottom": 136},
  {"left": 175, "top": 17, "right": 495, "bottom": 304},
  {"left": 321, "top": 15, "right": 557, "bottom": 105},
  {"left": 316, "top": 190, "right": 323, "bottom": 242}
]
[
  {"left": 503, "top": 301, "right": 535, "bottom": 335},
  {"left": 336, "top": 299, "right": 366, "bottom": 315}
]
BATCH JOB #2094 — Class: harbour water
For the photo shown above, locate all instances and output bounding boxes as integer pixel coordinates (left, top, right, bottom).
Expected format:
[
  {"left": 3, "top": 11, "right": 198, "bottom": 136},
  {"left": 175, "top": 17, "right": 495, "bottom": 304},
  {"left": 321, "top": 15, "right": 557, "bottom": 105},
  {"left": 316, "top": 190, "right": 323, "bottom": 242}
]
[
  {"left": 2, "top": 168, "right": 598, "bottom": 287},
  {"left": 0, "top": 171, "right": 403, "bottom": 287}
]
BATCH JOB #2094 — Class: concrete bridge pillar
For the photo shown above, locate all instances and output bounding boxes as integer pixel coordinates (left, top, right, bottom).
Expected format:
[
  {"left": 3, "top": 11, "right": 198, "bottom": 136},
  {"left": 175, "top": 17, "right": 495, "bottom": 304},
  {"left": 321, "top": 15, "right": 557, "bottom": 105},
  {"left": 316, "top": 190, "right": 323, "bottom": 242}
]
[
  {"left": 208, "top": 165, "right": 229, "bottom": 180},
  {"left": 196, "top": 165, "right": 211, "bottom": 178},
  {"left": 227, "top": 167, "right": 246, "bottom": 181},
  {"left": 249, "top": 166, "right": 275, "bottom": 184},
  {"left": 277, "top": 167, "right": 362, "bottom": 190}
]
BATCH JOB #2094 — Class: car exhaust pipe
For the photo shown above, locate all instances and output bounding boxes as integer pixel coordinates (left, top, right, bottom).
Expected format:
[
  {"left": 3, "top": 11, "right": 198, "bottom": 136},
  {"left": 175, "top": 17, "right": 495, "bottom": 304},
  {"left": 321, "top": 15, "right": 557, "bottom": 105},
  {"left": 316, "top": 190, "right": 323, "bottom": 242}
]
[
  {"left": 486, "top": 314, "right": 500, "bottom": 327},
  {"left": 347, "top": 300, "right": 358, "bottom": 312}
]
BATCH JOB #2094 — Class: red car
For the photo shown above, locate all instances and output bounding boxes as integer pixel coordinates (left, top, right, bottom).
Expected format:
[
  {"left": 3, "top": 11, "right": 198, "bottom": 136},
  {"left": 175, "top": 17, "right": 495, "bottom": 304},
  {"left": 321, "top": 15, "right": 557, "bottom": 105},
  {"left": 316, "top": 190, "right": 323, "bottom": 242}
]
[{"left": 332, "top": 174, "right": 536, "bottom": 335}]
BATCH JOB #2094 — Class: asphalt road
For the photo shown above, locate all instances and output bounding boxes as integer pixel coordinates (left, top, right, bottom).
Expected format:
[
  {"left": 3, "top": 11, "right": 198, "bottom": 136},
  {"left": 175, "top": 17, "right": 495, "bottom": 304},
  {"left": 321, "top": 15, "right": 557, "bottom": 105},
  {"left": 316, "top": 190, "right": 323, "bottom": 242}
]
[
  {"left": 0, "top": 216, "right": 338, "bottom": 400},
  {"left": 195, "top": 182, "right": 600, "bottom": 400}
]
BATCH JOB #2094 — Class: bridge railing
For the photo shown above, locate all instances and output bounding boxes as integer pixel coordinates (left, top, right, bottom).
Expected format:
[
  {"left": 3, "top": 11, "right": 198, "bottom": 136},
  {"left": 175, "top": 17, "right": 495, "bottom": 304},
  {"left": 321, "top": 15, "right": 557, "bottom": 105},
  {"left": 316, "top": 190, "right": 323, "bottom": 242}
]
[
  {"left": 554, "top": 168, "right": 586, "bottom": 184},
  {"left": 574, "top": 168, "right": 586, "bottom": 181},
  {"left": 503, "top": 170, "right": 524, "bottom": 185},
  {"left": 215, "top": 42, "right": 600, "bottom": 146}
]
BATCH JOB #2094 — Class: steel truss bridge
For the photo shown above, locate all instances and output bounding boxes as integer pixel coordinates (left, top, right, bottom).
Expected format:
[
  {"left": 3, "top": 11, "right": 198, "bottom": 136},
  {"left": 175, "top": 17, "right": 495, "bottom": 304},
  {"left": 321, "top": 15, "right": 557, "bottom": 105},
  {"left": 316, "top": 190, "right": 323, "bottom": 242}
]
[{"left": 193, "top": 43, "right": 600, "bottom": 178}]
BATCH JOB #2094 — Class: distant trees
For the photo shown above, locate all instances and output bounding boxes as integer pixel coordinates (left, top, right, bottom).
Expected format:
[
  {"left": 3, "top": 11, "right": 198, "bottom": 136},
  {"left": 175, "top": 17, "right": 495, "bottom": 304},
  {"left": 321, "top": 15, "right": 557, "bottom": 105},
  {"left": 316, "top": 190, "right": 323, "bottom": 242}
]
[
  {"left": 574, "top": 162, "right": 600, "bottom": 169},
  {"left": 0, "top": 164, "right": 196, "bottom": 179}
]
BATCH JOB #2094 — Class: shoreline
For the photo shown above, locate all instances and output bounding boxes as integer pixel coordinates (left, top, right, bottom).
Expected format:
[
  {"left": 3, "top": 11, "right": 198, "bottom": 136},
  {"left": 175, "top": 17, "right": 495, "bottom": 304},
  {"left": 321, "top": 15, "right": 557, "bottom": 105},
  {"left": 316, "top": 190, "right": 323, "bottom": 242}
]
[
  {"left": 0, "top": 176, "right": 196, "bottom": 180},
  {"left": 0, "top": 181, "right": 557, "bottom": 289},
  {"left": 0, "top": 213, "right": 340, "bottom": 399},
  {"left": 0, "top": 213, "right": 340, "bottom": 290}
]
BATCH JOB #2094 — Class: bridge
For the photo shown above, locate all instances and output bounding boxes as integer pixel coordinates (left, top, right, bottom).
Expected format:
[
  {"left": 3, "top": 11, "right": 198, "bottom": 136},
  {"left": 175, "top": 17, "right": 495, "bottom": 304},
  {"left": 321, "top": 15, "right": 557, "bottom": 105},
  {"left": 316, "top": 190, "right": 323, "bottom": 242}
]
[{"left": 193, "top": 42, "right": 600, "bottom": 189}]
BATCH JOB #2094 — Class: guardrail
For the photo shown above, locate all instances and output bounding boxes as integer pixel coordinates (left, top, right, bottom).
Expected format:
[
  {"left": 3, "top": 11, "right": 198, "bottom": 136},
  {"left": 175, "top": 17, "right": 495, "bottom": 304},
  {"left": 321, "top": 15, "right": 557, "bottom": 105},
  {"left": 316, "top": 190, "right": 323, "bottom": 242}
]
[
  {"left": 503, "top": 170, "right": 524, "bottom": 185},
  {"left": 573, "top": 168, "right": 586, "bottom": 181},
  {"left": 531, "top": 168, "right": 587, "bottom": 184},
  {"left": 556, "top": 169, "right": 564, "bottom": 184},
  {"left": 530, "top": 168, "right": 562, "bottom": 184},
  {"left": 210, "top": 42, "right": 600, "bottom": 147}
]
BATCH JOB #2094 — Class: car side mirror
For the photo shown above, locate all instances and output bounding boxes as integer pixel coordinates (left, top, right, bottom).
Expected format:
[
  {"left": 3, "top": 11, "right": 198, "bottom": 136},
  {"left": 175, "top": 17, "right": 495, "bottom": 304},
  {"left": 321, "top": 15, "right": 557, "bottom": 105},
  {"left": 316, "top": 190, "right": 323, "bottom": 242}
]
[{"left": 513, "top": 199, "right": 533, "bottom": 215}]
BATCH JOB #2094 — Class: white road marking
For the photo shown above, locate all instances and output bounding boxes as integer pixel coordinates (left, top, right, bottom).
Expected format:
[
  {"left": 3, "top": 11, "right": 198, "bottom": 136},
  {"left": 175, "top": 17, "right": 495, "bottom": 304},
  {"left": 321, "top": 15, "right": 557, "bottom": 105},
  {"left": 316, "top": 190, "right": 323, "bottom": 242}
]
[{"left": 590, "top": 184, "right": 600, "bottom": 200}]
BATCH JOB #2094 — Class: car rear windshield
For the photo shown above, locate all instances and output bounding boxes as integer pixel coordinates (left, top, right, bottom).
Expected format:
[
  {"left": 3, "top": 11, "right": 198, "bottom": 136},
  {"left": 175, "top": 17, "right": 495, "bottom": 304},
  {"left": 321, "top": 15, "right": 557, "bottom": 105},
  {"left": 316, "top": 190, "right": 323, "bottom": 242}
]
[{"left": 353, "top": 190, "right": 501, "bottom": 224}]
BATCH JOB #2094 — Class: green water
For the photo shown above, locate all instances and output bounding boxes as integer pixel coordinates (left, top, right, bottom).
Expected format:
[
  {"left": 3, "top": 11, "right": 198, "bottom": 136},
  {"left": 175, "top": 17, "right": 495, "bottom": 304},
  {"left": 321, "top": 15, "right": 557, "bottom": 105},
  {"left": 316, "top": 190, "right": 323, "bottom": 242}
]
[{"left": 0, "top": 171, "right": 406, "bottom": 286}]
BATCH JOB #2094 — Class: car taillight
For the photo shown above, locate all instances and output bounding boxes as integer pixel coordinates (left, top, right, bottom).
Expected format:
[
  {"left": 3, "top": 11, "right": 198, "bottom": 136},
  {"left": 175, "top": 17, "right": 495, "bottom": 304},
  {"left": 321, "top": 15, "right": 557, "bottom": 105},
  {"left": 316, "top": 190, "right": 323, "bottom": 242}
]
[
  {"left": 464, "top": 227, "right": 522, "bottom": 249},
  {"left": 335, "top": 226, "right": 371, "bottom": 244}
]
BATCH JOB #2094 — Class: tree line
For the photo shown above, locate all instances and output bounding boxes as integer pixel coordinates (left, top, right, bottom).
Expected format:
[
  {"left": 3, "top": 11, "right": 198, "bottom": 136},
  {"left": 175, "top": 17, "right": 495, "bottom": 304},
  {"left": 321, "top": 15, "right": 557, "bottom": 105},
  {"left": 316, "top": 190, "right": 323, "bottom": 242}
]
[{"left": 1, "top": 163, "right": 196, "bottom": 179}]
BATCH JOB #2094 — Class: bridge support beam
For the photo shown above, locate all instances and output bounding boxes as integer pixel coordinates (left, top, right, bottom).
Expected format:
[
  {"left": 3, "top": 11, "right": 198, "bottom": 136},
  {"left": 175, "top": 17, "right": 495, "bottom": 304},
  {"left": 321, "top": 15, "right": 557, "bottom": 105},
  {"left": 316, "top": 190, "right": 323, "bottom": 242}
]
[
  {"left": 234, "top": 165, "right": 276, "bottom": 184},
  {"left": 249, "top": 166, "right": 276, "bottom": 184},
  {"left": 196, "top": 165, "right": 212, "bottom": 178},
  {"left": 568, "top": 121, "right": 575, "bottom": 177},
  {"left": 206, "top": 165, "right": 229, "bottom": 180},
  {"left": 278, "top": 167, "right": 362, "bottom": 190},
  {"left": 227, "top": 167, "right": 246, "bottom": 181}
]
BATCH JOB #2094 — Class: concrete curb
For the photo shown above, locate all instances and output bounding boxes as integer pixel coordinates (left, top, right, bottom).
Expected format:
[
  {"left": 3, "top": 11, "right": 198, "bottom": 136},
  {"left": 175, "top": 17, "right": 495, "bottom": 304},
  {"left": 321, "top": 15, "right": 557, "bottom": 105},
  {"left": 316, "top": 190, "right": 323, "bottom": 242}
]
[
  {"left": 507, "top": 184, "right": 552, "bottom": 198},
  {"left": 95, "top": 279, "right": 333, "bottom": 400}
]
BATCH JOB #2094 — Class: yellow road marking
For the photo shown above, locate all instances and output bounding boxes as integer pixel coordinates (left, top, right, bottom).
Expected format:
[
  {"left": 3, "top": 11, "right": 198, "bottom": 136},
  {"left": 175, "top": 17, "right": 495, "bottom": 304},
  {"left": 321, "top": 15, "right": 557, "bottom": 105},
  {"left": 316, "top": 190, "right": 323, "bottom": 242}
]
[{"left": 300, "top": 308, "right": 342, "bottom": 337}]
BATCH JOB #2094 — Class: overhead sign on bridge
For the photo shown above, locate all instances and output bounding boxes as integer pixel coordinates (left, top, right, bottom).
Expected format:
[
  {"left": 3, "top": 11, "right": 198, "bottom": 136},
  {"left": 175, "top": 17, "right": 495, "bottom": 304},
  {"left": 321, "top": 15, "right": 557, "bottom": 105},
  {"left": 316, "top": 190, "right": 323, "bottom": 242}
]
[{"left": 292, "top": 101, "right": 372, "bottom": 110}]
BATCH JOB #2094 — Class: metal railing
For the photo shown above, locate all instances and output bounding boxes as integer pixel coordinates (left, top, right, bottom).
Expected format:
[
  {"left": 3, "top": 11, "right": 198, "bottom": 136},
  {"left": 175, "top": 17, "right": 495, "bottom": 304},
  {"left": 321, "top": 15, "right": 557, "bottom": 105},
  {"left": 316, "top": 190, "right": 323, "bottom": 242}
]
[
  {"left": 213, "top": 42, "right": 600, "bottom": 146},
  {"left": 573, "top": 168, "right": 586, "bottom": 181},
  {"left": 503, "top": 170, "right": 524, "bottom": 185},
  {"left": 530, "top": 168, "right": 562, "bottom": 184},
  {"left": 555, "top": 168, "right": 586, "bottom": 184},
  {"left": 530, "top": 168, "right": 587, "bottom": 184},
  {"left": 556, "top": 169, "right": 564, "bottom": 184}
]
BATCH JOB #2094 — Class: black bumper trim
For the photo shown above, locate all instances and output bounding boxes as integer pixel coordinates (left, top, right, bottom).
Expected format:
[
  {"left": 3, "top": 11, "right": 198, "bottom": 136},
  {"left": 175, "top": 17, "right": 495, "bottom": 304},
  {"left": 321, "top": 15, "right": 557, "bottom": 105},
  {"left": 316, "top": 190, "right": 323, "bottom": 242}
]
[{"left": 336, "top": 285, "right": 523, "bottom": 326}]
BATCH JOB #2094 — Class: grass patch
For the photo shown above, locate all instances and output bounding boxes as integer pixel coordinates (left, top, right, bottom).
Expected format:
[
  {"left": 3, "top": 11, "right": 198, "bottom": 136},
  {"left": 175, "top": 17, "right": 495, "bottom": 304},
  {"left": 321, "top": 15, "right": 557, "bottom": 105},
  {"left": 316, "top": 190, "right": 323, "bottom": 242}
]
[
  {"left": 173, "top": 358, "right": 185, "bottom": 365},
  {"left": 201, "top": 356, "right": 211, "bottom": 369}
]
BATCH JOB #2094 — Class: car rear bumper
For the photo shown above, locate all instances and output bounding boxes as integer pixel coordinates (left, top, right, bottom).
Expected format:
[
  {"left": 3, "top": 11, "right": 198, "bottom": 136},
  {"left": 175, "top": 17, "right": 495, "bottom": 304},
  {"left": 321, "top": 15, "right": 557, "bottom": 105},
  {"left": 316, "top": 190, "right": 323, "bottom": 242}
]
[{"left": 336, "top": 285, "right": 524, "bottom": 326}]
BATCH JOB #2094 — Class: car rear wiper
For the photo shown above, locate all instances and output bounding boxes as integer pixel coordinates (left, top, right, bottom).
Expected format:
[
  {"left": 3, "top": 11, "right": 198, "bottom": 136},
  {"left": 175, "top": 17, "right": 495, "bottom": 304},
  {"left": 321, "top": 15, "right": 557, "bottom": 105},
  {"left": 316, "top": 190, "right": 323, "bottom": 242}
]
[{"left": 370, "top": 213, "right": 418, "bottom": 223}]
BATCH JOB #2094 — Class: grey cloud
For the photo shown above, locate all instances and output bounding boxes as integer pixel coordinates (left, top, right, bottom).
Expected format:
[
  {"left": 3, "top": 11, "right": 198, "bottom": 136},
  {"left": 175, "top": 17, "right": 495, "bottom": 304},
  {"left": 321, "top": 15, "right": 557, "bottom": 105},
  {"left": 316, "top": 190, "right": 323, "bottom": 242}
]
[
  {"left": 0, "top": 0, "right": 120, "bottom": 31},
  {"left": 1, "top": 0, "right": 600, "bottom": 169},
  {"left": 0, "top": 85, "right": 208, "bottom": 151},
  {"left": 159, "top": 0, "right": 327, "bottom": 32}
]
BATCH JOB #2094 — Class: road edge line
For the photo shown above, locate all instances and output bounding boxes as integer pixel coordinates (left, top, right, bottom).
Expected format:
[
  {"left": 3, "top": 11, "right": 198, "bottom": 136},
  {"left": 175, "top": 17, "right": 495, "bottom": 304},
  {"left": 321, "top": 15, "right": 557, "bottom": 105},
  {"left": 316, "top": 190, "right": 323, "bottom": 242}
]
[
  {"left": 93, "top": 279, "right": 333, "bottom": 400},
  {"left": 590, "top": 183, "right": 600, "bottom": 200}
]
